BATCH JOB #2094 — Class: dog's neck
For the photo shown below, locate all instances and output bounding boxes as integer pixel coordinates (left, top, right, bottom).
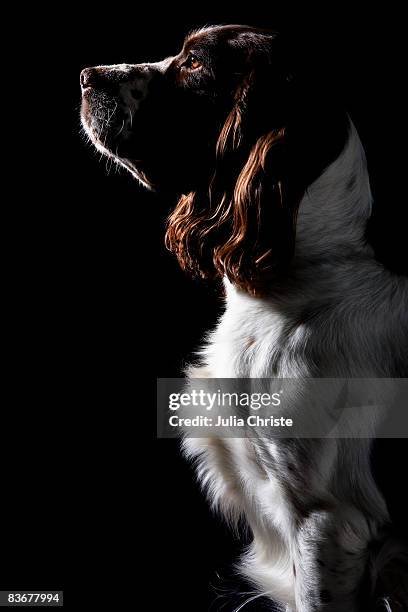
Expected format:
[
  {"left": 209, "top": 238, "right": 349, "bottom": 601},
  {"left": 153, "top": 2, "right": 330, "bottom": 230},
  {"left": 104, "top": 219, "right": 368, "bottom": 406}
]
[{"left": 294, "top": 120, "right": 373, "bottom": 265}]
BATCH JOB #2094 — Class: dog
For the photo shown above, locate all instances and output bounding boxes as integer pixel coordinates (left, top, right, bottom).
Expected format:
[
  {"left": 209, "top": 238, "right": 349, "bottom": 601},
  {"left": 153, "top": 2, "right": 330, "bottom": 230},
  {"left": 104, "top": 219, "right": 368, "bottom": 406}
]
[{"left": 80, "top": 25, "right": 408, "bottom": 611}]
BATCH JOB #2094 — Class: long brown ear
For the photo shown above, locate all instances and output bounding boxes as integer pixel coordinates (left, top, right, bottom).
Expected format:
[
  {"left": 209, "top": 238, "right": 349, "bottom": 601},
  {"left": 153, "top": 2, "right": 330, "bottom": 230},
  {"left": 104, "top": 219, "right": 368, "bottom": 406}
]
[
  {"left": 165, "top": 30, "right": 314, "bottom": 295},
  {"left": 164, "top": 30, "right": 306, "bottom": 295},
  {"left": 165, "top": 29, "right": 350, "bottom": 294},
  {"left": 165, "top": 124, "right": 304, "bottom": 296},
  {"left": 211, "top": 128, "right": 301, "bottom": 295}
]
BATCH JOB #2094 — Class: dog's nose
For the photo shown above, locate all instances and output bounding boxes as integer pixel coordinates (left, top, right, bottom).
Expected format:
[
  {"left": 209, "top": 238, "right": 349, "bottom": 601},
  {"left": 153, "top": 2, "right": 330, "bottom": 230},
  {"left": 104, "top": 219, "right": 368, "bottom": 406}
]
[{"left": 80, "top": 67, "right": 100, "bottom": 89}]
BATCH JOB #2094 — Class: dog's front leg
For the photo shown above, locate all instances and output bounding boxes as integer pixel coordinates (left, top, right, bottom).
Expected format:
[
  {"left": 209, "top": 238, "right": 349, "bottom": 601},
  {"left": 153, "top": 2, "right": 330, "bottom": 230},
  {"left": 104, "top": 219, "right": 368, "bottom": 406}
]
[
  {"left": 293, "top": 504, "right": 372, "bottom": 611},
  {"left": 266, "top": 438, "right": 376, "bottom": 612}
]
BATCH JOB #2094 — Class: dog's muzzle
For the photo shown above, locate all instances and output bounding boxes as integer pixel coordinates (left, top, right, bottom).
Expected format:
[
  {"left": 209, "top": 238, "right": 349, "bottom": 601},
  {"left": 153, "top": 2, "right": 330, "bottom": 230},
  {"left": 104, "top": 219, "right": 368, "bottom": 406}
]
[
  {"left": 80, "top": 63, "right": 156, "bottom": 151},
  {"left": 80, "top": 64, "right": 152, "bottom": 103}
]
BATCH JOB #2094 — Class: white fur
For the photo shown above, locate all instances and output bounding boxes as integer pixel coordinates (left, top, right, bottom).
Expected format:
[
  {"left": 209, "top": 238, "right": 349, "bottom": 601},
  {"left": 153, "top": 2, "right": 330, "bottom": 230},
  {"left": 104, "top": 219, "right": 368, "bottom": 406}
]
[{"left": 184, "top": 122, "right": 408, "bottom": 611}]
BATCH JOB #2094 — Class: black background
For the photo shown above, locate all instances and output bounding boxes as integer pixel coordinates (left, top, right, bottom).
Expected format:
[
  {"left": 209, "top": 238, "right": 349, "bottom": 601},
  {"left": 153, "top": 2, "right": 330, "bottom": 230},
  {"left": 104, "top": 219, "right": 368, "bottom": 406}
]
[{"left": 2, "top": 4, "right": 407, "bottom": 610}]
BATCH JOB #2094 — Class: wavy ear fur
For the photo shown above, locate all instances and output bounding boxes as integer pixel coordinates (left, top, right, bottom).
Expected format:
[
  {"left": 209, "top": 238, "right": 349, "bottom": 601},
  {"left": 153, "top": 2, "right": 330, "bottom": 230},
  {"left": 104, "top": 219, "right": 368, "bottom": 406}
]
[{"left": 165, "top": 31, "right": 348, "bottom": 295}]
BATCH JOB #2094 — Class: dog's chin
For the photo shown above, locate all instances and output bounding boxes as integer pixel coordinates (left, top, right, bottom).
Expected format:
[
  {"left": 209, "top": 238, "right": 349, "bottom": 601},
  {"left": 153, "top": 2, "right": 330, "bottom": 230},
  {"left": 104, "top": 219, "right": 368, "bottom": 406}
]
[
  {"left": 80, "top": 107, "right": 153, "bottom": 189},
  {"left": 81, "top": 116, "right": 114, "bottom": 155},
  {"left": 81, "top": 102, "right": 206, "bottom": 194}
]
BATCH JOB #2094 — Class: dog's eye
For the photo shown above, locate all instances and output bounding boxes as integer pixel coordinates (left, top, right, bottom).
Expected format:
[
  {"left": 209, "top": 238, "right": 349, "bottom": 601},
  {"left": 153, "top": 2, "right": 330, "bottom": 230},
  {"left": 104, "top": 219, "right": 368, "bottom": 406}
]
[{"left": 183, "top": 53, "right": 202, "bottom": 70}]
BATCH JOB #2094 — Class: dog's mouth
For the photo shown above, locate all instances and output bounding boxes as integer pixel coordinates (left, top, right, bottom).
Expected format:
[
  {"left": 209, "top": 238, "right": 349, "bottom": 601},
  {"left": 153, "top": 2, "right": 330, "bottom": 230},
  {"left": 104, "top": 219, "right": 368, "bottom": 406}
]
[
  {"left": 80, "top": 65, "right": 156, "bottom": 168},
  {"left": 80, "top": 88, "right": 154, "bottom": 187},
  {"left": 81, "top": 89, "right": 130, "bottom": 156}
]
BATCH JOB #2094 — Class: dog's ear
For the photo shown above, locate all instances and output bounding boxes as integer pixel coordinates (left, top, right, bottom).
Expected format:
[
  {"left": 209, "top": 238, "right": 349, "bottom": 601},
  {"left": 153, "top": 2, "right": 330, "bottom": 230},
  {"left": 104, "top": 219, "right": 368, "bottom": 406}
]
[
  {"left": 165, "top": 34, "right": 306, "bottom": 295},
  {"left": 219, "top": 29, "right": 293, "bottom": 141},
  {"left": 165, "top": 130, "right": 304, "bottom": 296},
  {"left": 209, "top": 128, "right": 305, "bottom": 295},
  {"left": 165, "top": 30, "right": 347, "bottom": 295},
  {"left": 216, "top": 32, "right": 309, "bottom": 293}
]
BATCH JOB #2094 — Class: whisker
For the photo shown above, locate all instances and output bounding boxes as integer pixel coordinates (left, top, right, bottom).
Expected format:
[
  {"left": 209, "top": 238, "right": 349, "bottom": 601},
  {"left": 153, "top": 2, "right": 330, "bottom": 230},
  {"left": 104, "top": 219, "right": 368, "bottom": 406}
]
[{"left": 116, "top": 119, "right": 125, "bottom": 137}]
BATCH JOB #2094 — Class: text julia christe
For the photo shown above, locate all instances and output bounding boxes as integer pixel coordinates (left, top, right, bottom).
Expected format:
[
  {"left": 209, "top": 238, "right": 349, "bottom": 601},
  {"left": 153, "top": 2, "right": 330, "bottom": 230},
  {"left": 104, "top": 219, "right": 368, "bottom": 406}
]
[{"left": 169, "top": 415, "right": 293, "bottom": 428}]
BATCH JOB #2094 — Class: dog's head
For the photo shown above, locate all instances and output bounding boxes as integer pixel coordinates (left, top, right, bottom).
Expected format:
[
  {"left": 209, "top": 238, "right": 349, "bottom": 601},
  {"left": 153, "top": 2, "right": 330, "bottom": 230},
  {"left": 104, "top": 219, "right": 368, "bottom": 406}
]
[{"left": 81, "top": 25, "right": 348, "bottom": 294}]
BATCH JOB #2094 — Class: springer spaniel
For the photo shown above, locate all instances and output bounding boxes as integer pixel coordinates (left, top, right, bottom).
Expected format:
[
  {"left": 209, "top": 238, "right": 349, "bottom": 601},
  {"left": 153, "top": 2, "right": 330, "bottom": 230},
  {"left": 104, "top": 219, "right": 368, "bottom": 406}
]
[{"left": 80, "top": 25, "right": 408, "bottom": 611}]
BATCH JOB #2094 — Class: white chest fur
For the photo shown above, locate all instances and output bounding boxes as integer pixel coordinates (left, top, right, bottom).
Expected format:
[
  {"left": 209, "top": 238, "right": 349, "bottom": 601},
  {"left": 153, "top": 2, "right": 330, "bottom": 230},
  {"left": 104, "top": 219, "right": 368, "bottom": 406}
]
[{"left": 197, "top": 280, "right": 310, "bottom": 378}]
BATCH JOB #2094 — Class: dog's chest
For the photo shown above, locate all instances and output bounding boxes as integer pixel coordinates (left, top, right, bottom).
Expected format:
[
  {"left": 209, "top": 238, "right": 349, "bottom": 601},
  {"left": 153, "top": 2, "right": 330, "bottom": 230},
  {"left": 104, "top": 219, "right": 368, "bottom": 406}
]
[{"left": 201, "top": 285, "right": 305, "bottom": 378}]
